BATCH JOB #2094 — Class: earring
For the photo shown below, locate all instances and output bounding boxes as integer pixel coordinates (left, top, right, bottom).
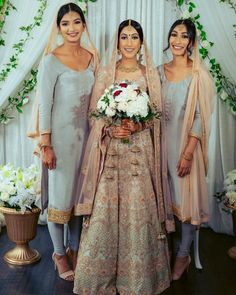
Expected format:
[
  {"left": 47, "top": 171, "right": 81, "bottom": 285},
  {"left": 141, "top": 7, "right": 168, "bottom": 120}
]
[
  {"left": 138, "top": 53, "right": 143, "bottom": 64},
  {"left": 138, "top": 46, "right": 143, "bottom": 64},
  {"left": 117, "top": 49, "right": 121, "bottom": 55},
  {"left": 187, "top": 47, "right": 192, "bottom": 56}
]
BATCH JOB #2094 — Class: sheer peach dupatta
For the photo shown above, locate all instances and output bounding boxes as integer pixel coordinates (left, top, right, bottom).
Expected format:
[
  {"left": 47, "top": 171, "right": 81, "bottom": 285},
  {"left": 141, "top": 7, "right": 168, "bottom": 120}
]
[
  {"left": 74, "top": 35, "right": 175, "bottom": 233},
  {"left": 27, "top": 18, "right": 99, "bottom": 156},
  {"left": 178, "top": 41, "right": 215, "bottom": 225}
]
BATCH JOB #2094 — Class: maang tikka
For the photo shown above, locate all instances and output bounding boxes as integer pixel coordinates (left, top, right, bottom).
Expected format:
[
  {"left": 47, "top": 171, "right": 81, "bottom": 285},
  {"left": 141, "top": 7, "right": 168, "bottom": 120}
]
[{"left": 127, "top": 19, "right": 133, "bottom": 31}]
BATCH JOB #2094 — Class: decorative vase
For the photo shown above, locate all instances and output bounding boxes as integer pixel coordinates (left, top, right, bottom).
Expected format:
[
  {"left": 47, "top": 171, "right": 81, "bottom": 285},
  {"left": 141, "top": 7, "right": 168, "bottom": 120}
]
[
  {"left": 226, "top": 204, "right": 236, "bottom": 260},
  {"left": 0, "top": 207, "right": 41, "bottom": 265}
]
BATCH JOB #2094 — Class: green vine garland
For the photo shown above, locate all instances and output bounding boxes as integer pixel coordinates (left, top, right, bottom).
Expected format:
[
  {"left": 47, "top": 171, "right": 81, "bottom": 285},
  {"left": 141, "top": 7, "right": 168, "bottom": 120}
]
[
  {"left": 0, "top": 69, "right": 37, "bottom": 123},
  {"left": 0, "top": 0, "right": 47, "bottom": 83},
  {"left": 218, "top": 0, "right": 236, "bottom": 37},
  {"left": 0, "top": 1, "right": 17, "bottom": 46},
  {"left": 177, "top": 0, "right": 236, "bottom": 115},
  {"left": 0, "top": 0, "right": 97, "bottom": 124},
  {"left": 219, "top": 0, "right": 236, "bottom": 12}
]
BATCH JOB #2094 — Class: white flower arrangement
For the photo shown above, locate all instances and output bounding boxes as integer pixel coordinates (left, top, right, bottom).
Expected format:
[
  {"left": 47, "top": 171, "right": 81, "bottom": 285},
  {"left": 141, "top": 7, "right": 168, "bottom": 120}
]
[
  {"left": 0, "top": 164, "right": 40, "bottom": 213},
  {"left": 92, "top": 81, "right": 159, "bottom": 123},
  {"left": 215, "top": 169, "right": 236, "bottom": 209},
  {"left": 224, "top": 170, "right": 236, "bottom": 207}
]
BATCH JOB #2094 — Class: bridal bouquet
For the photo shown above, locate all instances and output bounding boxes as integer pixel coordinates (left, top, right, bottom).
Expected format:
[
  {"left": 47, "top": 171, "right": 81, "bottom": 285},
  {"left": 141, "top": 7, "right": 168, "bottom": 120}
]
[
  {"left": 215, "top": 169, "right": 236, "bottom": 208},
  {"left": 92, "top": 80, "right": 160, "bottom": 123},
  {"left": 0, "top": 164, "right": 40, "bottom": 213}
]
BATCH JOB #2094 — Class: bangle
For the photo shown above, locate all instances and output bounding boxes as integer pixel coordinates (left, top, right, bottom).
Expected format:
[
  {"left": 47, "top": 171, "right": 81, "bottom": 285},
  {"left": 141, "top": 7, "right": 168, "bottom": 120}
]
[
  {"left": 41, "top": 145, "right": 53, "bottom": 152},
  {"left": 104, "top": 126, "right": 113, "bottom": 138},
  {"left": 182, "top": 152, "right": 193, "bottom": 161},
  {"left": 136, "top": 122, "right": 143, "bottom": 132}
]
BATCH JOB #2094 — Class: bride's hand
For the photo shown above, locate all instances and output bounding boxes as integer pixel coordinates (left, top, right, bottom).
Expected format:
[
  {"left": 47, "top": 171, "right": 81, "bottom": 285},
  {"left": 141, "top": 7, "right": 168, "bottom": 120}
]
[
  {"left": 112, "top": 125, "right": 131, "bottom": 139},
  {"left": 121, "top": 119, "right": 140, "bottom": 133}
]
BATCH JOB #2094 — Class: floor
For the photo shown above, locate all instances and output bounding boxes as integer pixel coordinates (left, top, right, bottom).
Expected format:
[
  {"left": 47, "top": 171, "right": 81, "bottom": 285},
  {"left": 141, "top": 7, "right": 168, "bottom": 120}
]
[{"left": 0, "top": 225, "right": 236, "bottom": 295}]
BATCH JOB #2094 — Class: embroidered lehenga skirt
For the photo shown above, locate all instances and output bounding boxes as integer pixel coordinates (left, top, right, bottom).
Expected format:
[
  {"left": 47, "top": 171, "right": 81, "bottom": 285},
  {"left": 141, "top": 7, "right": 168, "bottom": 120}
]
[{"left": 73, "top": 129, "right": 171, "bottom": 295}]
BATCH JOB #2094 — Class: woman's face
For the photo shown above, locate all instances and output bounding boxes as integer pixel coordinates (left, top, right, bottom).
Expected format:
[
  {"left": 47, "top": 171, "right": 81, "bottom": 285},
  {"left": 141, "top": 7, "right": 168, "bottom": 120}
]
[
  {"left": 169, "top": 24, "right": 190, "bottom": 56},
  {"left": 118, "top": 26, "right": 141, "bottom": 59},
  {"left": 59, "top": 11, "right": 84, "bottom": 43}
]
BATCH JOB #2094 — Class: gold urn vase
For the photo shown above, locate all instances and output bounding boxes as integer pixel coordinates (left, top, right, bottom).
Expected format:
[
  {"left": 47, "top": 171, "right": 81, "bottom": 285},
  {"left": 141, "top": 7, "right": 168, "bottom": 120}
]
[
  {"left": 0, "top": 207, "right": 41, "bottom": 265},
  {"left": 227, "top": 205, "right": 236, "bottom": 260}
]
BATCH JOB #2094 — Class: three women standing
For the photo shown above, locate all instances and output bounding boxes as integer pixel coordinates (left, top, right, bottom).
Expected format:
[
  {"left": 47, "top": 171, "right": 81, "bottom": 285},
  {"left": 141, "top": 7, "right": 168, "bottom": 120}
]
[
  {"left": 31, "top": 2, "right": 98, "bottom": 281},
  {"left": 159, "top": 19, "right": 214, "bottom": 280}
]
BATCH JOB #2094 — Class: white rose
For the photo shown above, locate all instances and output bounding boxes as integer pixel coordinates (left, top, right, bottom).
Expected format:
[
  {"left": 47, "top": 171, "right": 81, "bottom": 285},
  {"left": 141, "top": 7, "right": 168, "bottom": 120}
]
[
  {"left": 109, "top": 98, "right": 117, "bottom": 109},
  {"left": 105, "top": 107, "right": 116, "bottom": 117},
  {"left": 97, "top": 98, "right": 107, "bottom": 111},
  {"left": 22, "top": 98, "right": 29, "bottom": 105},
  {"left": 7, "top": 185, "right": 16, "bottom": 195},
  {"left": 182, "top": 10, "right": 191, "bottom": 19},
  {"left": 78, "top": 2, "right": 87, "bottom": 13},
  {"left": 0, "top": 192, "right": 10, "bottom": 202},
  {"left": 201, "top": 40, "right": 211, "bottom": 50},
  {"left": 220, "top": 90, "right": 228, "bottom": 101},
  {"left": 117, "top": 101, "right": 129, "bottom": 112}
]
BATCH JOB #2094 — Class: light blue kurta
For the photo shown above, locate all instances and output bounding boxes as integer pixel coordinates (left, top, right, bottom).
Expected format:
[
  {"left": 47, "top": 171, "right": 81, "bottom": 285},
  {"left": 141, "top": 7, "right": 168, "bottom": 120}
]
[
  {"left": 38, "top": 54, "right": 94, "bottom": 223},
  {"left": 158, "top": 65, "right": 202, "bottom": 214}
]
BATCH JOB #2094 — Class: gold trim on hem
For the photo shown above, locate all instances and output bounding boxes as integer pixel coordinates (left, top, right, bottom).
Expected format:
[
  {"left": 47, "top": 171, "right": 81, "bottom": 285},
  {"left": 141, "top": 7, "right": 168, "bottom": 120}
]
[
  {"left": 172, "top": 204, "right": 210, "bottom": 225},
  {"left": 74, "top": 203, "right": 93, "bottom": 216},
  {"left": 48, "top": 208, "right": 72, "bottom": 224},
  {"left": 189, "top": 132, "right": 201, "bottom": 140},
  {"left": 40, "top": 130, "right": 51, "bottom": 135}
]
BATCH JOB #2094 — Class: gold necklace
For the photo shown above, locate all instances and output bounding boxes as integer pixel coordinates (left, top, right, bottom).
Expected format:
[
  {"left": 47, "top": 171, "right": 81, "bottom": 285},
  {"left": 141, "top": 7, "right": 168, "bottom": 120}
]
[{"left": 117, "top": 63, "right": 140, "bottom": 73}]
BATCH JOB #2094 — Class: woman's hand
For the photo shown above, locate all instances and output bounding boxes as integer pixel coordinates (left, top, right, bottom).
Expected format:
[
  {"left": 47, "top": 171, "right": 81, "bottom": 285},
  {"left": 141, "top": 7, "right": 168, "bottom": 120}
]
[
  {"left": 121, "top": 118, "right": 141, "bottom": 133},
  {"left": 111, "top": 125, "right": 131, "bottom": 139},
  {"left": 176, "top": 157, "right": 192, "bottom": 177},
  {"left": 42, "top": 147, "right": 56, "bottom": 170}
]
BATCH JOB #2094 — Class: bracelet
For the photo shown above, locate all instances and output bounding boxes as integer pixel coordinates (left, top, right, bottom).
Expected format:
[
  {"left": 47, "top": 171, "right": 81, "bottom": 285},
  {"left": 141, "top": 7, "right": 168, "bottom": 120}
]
[
  {"left": 136, "top": 122, "right": 143, "bottom": 132},
  {"left": 182, "top": 152, "right": 193, "bottom": 161},
  {"left": 41, "top": 145, "right": 53, "bottom": 152},
  {"left": 104, "top": 126, "right": 113, "bottom": 138}
]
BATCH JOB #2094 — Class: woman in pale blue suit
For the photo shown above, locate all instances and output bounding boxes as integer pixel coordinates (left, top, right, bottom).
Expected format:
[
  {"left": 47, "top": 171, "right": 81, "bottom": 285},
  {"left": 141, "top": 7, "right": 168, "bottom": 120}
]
[
  {"left": 159, "top": 19, "right": 214, "bottom": 280},
  {"left": 37, "top": 2, "right": 97, "bottom": 281}
]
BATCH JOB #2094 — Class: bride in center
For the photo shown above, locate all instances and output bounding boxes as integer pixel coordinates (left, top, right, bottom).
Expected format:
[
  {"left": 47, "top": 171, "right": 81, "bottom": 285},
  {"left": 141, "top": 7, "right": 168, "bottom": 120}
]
[{"left": 73, "top": 19, "right": 174, "bottom": 295}]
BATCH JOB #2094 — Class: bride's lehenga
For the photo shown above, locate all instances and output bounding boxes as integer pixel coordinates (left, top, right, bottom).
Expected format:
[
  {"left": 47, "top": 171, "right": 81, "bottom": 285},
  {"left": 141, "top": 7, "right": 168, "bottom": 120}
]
[{"left": 73, "top": 76, "right": 171, "bottom": 295}]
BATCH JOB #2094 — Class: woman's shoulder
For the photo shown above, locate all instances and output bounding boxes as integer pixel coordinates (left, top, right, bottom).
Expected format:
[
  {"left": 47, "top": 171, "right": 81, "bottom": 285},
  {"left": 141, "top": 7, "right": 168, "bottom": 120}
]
[
  {"left": 157, "top": 64, "right": 166, "bottom": 81},
  {"left": 40, "top": 53, "right": 58, "bottom": 69}
]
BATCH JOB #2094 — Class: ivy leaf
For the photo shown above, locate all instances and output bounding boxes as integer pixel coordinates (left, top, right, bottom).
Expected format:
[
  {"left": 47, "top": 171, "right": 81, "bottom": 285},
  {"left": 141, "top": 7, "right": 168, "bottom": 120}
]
[
  {"left": 16, "top": 105, "right": 23, "bottom": 113},
  {"left": 189, "top": 2, "right": 196, "bottom": 8},
  {"left": 210, "top": 58, "right": 216, "bottom": 64},
  {"left": 177, "top": 0, "right": 184, "bottom": 6},
  {"left": 0, "top": 39, "right": 5, "bottom": 46},
  {"left": 10, "top": 56, "right": 17, "bottom": 62}
]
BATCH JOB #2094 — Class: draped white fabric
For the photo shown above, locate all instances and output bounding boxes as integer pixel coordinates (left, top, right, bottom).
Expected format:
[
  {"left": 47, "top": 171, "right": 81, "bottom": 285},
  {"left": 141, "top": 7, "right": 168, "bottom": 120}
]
[{"left": 0, "top": 0, "right": 235, "bottom": 234}]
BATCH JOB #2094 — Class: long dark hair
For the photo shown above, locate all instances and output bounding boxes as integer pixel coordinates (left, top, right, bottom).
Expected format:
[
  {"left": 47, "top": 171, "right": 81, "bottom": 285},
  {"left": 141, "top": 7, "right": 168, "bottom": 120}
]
[
  {"left": 117, "top": 19, "right": 144, "bottom": 47},
  {"left": 56, "top": 2, "right": 86, "bottom": 27},
  {"left": 164, "top": 19, "right": 196, "bottom": 55}
]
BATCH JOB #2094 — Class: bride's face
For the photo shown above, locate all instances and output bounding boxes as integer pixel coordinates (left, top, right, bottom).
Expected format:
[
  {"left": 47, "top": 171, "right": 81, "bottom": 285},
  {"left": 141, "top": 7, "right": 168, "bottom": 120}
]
[
  {"left": 59, "top": 11, "right": 85, "bottom": 43},
  {"left": 118, "top": 26, "right": 141, "bottom": 59}
]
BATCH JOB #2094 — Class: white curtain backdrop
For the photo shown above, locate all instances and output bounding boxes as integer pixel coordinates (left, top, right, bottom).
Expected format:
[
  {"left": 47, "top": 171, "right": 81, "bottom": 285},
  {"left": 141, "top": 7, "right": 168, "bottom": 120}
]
[{"left": 0, "top": 0, "right": 235, "bottom": 234}]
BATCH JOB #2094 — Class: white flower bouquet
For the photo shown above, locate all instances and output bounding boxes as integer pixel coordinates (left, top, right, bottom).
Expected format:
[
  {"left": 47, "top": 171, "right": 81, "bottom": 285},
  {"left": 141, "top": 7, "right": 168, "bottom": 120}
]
[
  {"left": 215, "top": 169, "right": 236, "bottom": 209},
  {"left": 0, "top": 164, "right": 40, "bottom": 213},
  {"left": 92, "top": 80, "right": 160, "bottom": 123}
]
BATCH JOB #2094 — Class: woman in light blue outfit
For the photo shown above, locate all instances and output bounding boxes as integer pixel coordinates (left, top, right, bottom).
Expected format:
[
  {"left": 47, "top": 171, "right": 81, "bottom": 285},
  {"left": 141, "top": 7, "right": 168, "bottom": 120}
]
[
  {"left": 159, "top": 19, "right": 214, "bottom": 280},
  {"left": 36, "top": 2, "right": 97, "bottom": 281}
]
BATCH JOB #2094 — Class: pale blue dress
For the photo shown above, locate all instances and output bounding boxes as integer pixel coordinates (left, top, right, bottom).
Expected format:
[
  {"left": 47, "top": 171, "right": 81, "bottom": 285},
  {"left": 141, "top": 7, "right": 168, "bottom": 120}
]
[
  {"left": 38, "top": 54, "right": 94, "bottom": 223},
  {"left": 158, "top": 65, "right": 202, "bottom": 214}
]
